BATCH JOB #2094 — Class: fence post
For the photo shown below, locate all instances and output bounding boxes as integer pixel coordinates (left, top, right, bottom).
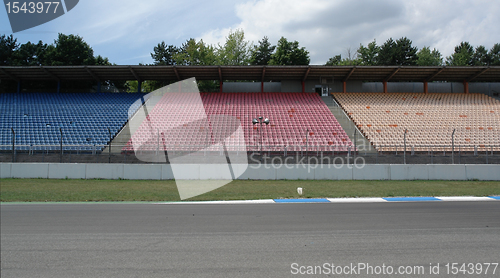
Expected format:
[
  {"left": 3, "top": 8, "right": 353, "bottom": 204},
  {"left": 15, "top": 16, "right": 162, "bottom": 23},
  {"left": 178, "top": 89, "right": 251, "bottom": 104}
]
[
  {"left": 11, "top": 128, "right": 15, "bottom": 163},
  {"left": 474, "top": 146, "right": 478, "bottom": 156},
  {"left": 486, "top": 148, "right": 488, "bottom": 164},
  {"left": 451, "top": 129, "right": 455, "bottom": 164},
  {"left": 108, "top": 127, "right": 112, "bottom": 163},
  {"left": 353, "top": 130, "right": 357, "bottom": 160},
  {"left": 60, "top": 127, "right": 63, "bottom": 163},
  {"left": 403, "top": 129, "right": 407, "bottom": 164}
]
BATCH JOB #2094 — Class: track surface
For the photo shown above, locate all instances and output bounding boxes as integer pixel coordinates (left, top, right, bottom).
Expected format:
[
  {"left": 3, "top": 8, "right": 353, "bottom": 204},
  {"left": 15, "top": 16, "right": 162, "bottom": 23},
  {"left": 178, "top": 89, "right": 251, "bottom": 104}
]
[{"left": 2, "top": 202, "right": 499, "bottom": 277}]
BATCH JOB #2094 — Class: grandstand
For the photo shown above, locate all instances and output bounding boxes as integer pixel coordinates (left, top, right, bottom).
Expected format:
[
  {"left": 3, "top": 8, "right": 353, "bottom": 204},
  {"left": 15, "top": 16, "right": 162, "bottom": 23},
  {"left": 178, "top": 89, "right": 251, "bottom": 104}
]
[
  {"left": 122, "top": 92, "right": 352, "bottom": 153},
  {"left": 1, "top": 65, "right": 500, "bottom": 164},
  {"left": 0, "top": 92, "right": 144, "bottom": 151},
  {"left": 333, "top": 92, "right": 500, "bottom": 152}
]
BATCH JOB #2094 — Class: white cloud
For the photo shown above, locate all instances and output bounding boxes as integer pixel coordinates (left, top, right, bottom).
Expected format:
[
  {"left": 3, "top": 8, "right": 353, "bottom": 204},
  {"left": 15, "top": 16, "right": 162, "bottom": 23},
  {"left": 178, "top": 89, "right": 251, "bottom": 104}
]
[
  {"left": 3, "top": 0, "right": 499, "bottom": 65},
  {"left": 200, "top": 0, "right": 500, "bottom": 64}
]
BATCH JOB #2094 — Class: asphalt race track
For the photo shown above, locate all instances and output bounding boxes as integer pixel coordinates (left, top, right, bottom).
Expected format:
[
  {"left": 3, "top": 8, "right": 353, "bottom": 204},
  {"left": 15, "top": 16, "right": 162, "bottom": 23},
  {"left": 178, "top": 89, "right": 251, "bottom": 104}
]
[{"left": 1, "top": 202, "right": 499, "bottom": 277}]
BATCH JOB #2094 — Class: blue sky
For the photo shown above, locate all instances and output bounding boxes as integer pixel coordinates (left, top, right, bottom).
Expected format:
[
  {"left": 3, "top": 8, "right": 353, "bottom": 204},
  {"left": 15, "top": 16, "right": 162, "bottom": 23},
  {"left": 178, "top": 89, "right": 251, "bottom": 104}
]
[{"left": 1, "top": 0, "right": 499, "bottom": 65}]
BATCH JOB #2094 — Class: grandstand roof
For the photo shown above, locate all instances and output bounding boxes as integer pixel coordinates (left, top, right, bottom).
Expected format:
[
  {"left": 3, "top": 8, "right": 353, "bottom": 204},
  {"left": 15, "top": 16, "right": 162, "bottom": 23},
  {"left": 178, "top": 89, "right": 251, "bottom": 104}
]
[{"left": 1, "top": 65, "right": 500, "bottom": 83}]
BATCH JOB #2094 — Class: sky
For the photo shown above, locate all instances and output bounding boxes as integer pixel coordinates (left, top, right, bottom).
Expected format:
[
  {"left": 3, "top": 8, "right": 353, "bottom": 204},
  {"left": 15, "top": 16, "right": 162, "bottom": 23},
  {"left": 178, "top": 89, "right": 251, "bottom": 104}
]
[{"left": 1, "top": 0, "right": 499, "bottom": 65}]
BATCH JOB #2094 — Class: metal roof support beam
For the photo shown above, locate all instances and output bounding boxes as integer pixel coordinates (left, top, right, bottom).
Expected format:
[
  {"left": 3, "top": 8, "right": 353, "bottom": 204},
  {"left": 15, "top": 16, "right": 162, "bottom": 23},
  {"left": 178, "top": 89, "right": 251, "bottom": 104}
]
[
  {"left": 40, "top": 66, "right": 60, "bottom": 81},
  {"left": 218, "top": 66, "right": 223, "bottom": 83},
  {"left": 467, "top": 67, "right": 490, "bottom": 82},
  {"left": 343, "top": 67, "right": 356, "bottom": 82},
  {"left": 261, "top": 66, "right": 266, "bottom": 82},
  {"left": 425, "top": 67, "right": 445, "bottom": 82},
  {"left": 173, "top": 66, "right": 180, "bottom": 81},
  {"left": 384, "top": 67, "right": 400, "bottom": 82},
  {"left": 129, "top": 66, "right": 141, "bottom": 81},
  {"left": 85, "top": 66, "right": 101, "bottom": 82},
  {"left": 0, "top": 68, "right": 19, "bottom": 82},
  {"left": 302, "top": 66, "right": 311, "bottom": 82}
]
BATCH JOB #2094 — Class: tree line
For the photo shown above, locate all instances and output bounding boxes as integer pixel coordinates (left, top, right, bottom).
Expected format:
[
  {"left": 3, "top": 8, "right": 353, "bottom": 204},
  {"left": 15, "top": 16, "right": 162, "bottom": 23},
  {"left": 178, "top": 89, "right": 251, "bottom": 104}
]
[
  {"left": 1, "top": 30, "right": 499, "bottom": 92},
  {"left": 327, "top": 38, "right": 500, "bottom": 66}
]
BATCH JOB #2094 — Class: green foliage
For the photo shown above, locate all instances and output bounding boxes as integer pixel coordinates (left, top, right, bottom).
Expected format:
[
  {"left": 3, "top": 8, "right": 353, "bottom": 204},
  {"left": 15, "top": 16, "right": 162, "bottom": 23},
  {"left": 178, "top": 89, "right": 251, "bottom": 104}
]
[
  {"left": 269, "top": 37, "right": 310, "bottom": 65},
  {"left": 325, "top": 55, "right": 341, "bottom": 66},
  {"left": 151, "top": 41, "right": 179, "bottom": 65},
  {"left": 472, "top": 45, "right": 490, "bottom": 66},
  {"left": 417, "top": 46, "right": 443, "bottom": 66},
  {"left": 446, "top": 41, "right": 474, "bottom": 66},
  {"left": 250, "top": 36, "right": 275, "bottom": 65},
  {"left": 490, "top": 43, "right": 500, "bottom": 66},
  {"left": 50, "top": 34, "right": 95, "bottom": 66},
  {"left": 216, "top": 29, "right": 251, "bottom": 65},
  {"left": 357, "top": 40, "right": 379, "bottom": 65},
  {"left": 0, "top": 34, "right": 19, "bottom": 65},
  {"left": 377, "top": 37, "right": 417, "bottom": 66},
  {"left": 174, "top": 38, "right": 217, "bottom": 66}
]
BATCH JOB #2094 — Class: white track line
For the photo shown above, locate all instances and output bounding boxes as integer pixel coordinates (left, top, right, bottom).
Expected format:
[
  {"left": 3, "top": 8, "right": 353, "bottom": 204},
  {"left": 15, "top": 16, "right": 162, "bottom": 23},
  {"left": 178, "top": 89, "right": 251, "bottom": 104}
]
[
  {"left": 326, "top": 198, "right": 387, "bottom": 203},
  {"left": 155, "top": 199, "right": 275, "bottom": 205}
]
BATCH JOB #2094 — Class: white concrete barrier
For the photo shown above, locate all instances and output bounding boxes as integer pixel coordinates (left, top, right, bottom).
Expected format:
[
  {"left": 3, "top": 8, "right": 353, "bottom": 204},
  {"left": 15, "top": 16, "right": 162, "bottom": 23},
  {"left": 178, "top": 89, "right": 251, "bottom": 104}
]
[
  {"left": 123, "top": 164, "right": 162, "bottom": 180},
  {"left": 48, "top": 163, "right": 86, "bottom": 179},
  {"left": 1, "top": 163, "right": 12, "bottom": 178},
  {"left": 465, "top": 164, "right": 500, "bottom": 180},
  {"left": 353, "top": 164, "right": 391, "bottom": 180},
  {"left": 314, "top": 165, "right": 353, "bottom": 180},
  {"left": 11, "top": 163, "right": 48, "bottom": 178},
  {"left": 86, "top": 164, "right": 124, "bottom": 180},
  {"left": 428, "top": 164, "right": 467, "bottom": 180},
  {"left": 276, "top": 164, "right": 315, "bottom": 180},
  {"left": 1, "top": 163, "right": 498, "bottom": 181},
  {"left": 390, "top": 164, "right": 429, "bottom": 180}
]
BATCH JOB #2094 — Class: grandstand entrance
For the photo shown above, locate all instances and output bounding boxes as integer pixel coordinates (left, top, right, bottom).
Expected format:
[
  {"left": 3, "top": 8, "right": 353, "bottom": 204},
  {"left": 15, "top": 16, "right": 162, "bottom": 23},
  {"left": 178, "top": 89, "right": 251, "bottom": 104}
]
[{"left": 315, "top": 85, "right": 329, "bottom": 97}]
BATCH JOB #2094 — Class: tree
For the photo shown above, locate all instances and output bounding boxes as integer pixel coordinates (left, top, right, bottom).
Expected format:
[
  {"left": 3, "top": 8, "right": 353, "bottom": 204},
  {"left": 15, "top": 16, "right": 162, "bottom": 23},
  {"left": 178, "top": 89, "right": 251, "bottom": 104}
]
[
  {"left": 0, "top": 34, "right": 19, "bottom": 65},
  {"left": 269, "top": 37, "right": 310, "bottom": 65},
  {"left": 417, "top": 46, "right": 443, "bottom": 66},
  {"left": 446, "top": 42, "right": 474, "bottom": 66},
  {"left": 217, "top": 29, "right": 251, "bottom": 65},
  {"left": 151, "top": 41, "right": 179, "bottom": 65},
  {"left": 325, "top": 55, "right": 341, "bottom": 66},
  {"left": 490, "top": 43, "right": 500, "bottom": 66},
  {"left": 174, "top": 38, "right": 217, "bottom": 66},
  {"left": 250, "top": 36, "right": 275, "bottom": 65},
  {"left": 12, "top": 40, "right": 51, "bottom": 66},
  {"left": 357, "top": 40, "right": 379, "bottom": 65},
  {"left": 377, "top": 37, "right": 417, "bottom": 66},
  {"left": 472, "top": 45, "right": 490, "bottom": 66},
  {"left": 49, "top": 33, "right": 95, "bottom": 66}
]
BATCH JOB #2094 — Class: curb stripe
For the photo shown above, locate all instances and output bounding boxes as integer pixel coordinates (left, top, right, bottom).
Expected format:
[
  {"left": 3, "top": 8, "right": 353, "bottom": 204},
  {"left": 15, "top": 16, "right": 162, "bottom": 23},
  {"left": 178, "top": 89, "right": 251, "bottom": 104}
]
[
  {"left": 383, "top": 197, "right": 441, "bottom": 202},
  {"left": 326, "top": 198, "right": 387, "bottom": 203},
  {"left": 488, "top": 196, "right": 500, "bottom": 200},
  {"left": 273, "top": 198, "right": 330, "bottom": 203}
]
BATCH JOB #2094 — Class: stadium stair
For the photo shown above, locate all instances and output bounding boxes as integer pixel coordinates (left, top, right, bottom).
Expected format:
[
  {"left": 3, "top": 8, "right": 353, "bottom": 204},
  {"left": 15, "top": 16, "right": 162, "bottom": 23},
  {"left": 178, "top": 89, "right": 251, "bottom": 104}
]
[{"left": 321, "top": 96, "right": 376, "bottom": 154}]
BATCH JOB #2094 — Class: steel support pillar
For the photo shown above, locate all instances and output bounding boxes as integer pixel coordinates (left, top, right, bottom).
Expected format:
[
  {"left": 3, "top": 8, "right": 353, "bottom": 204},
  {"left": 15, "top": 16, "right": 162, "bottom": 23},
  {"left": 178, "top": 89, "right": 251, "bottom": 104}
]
[{"left": 463, "top": 81, "right": 469, "bottom": 94}]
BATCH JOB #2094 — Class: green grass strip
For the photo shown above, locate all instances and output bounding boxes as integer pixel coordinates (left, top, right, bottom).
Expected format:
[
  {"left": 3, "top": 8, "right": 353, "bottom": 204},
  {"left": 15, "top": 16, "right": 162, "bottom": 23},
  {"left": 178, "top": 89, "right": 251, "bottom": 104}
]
[{"left": 1, "top": 179, "right": 499, "bottom": 202}]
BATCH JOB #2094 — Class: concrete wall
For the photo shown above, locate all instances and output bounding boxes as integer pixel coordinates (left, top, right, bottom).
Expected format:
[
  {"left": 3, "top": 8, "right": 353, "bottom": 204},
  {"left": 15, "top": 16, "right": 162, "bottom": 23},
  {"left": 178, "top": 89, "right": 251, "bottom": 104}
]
[
  {"left": 218, "top": 81, "right": 499, "bottom": 95},
  {"left": 359, "top": 82, "right": 500, "bottom": 95},
  {"left": 222, "top": 82, "right": 281, "bottom": 93},
  {"left": 1, "top": 163, "right": 498, "bottom": 181}
]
